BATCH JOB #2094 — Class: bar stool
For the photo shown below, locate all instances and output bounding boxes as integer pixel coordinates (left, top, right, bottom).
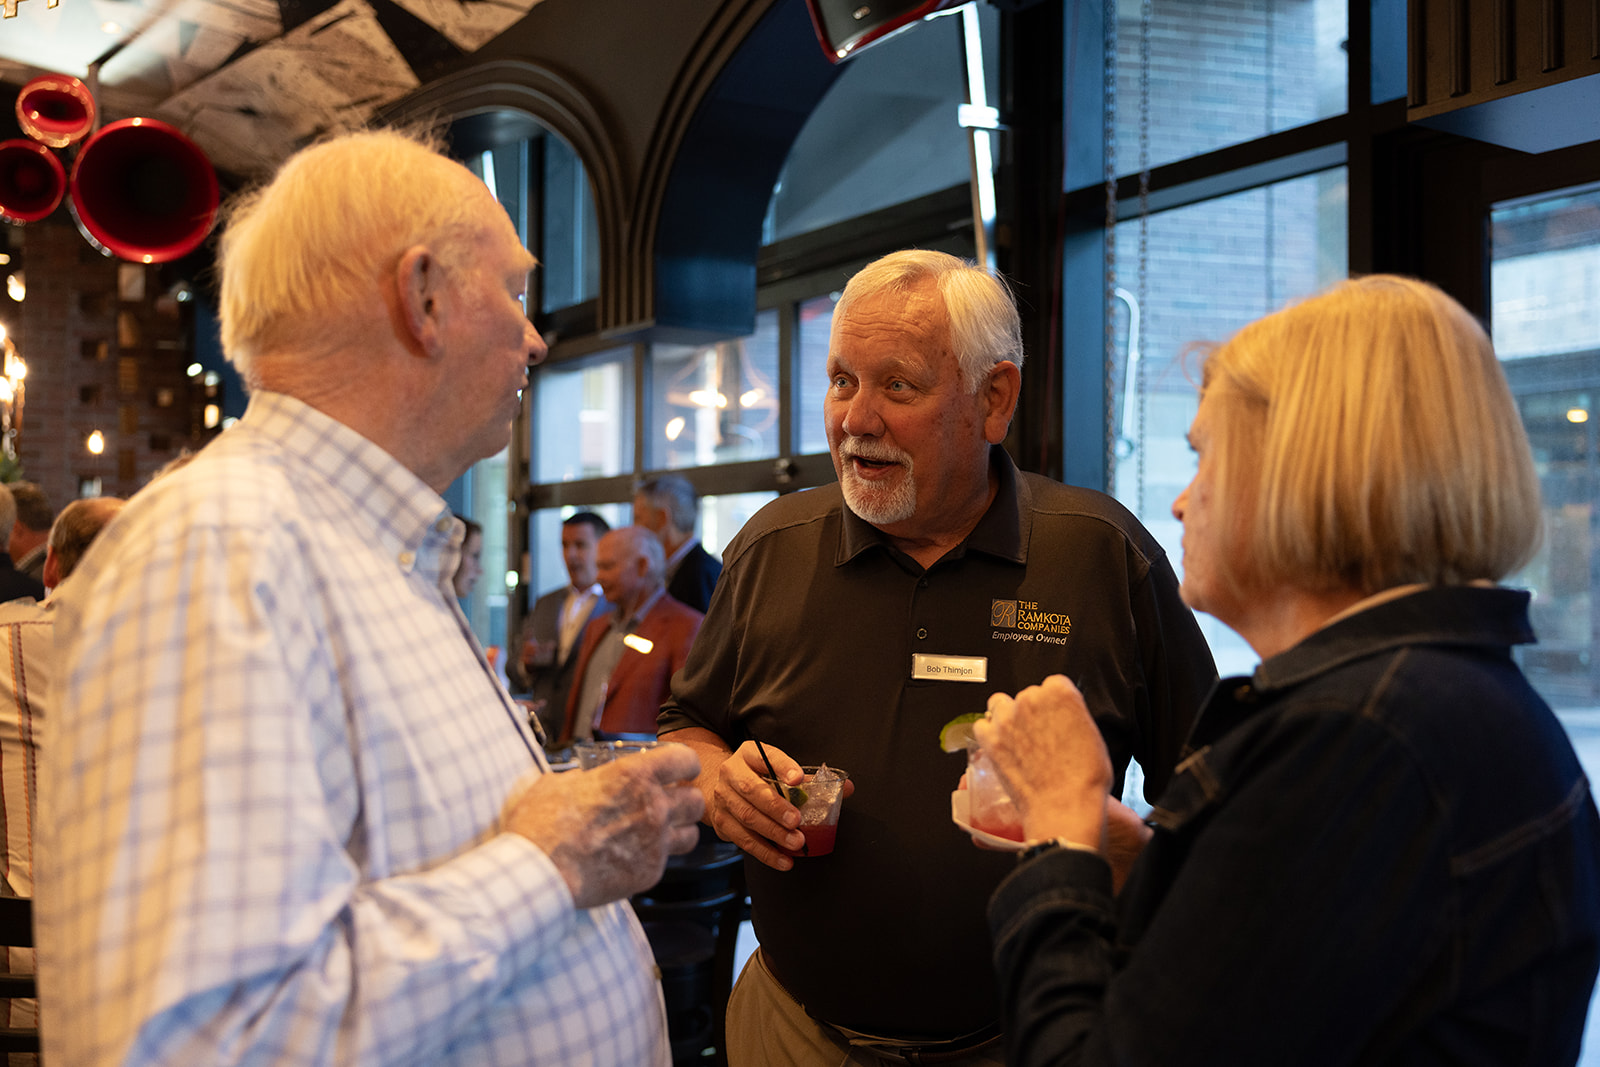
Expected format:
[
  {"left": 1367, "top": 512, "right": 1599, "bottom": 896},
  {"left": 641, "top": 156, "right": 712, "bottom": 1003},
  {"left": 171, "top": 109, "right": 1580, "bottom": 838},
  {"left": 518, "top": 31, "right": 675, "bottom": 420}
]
[{"left": 633, "top": 828, "right": 746, "bottom": 1066}]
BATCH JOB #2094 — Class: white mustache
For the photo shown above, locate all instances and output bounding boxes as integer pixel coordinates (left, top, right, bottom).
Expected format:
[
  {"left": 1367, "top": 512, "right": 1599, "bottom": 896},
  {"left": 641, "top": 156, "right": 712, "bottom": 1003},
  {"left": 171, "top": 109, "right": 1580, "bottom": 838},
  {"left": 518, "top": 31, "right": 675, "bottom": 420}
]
[{"left": 839, "top": 439, "right": 911, "bottom": 466}]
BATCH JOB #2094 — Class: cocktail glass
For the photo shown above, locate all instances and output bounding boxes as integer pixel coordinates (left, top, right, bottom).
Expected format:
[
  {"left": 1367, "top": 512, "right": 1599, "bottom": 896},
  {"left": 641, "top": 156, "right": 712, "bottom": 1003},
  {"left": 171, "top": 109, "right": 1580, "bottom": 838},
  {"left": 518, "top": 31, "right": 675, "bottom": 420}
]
[
  {"left": 574, "top": 738, "right": 664, "bottom": 769},
  {"left": 965, "top": 747, "right": 1024, "bottom": 842},
  {"left": 762, "top": 765, "right": 849, "bottom": 857}
]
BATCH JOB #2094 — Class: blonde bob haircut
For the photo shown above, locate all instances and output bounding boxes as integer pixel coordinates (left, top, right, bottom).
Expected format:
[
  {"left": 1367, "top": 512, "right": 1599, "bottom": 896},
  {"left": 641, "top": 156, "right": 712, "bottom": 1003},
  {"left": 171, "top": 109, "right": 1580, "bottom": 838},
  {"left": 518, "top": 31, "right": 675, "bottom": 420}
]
[
  {"left": 833, "top": 249, "right": 1025, "bottom": 393},
  {"left": 219, "top": 127, "right": 495, "bottom": 384},
  {"left": 1200, "top": 274, "right": 1541, "bottom": 595}
]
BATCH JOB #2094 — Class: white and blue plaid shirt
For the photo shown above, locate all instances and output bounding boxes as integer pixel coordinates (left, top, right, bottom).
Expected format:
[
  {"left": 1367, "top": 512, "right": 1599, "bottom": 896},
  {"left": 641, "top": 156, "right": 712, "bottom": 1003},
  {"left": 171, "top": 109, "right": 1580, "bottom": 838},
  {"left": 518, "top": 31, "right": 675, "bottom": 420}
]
[{"left": 39, "top": 391, "right": 668, "bottom": 1066}]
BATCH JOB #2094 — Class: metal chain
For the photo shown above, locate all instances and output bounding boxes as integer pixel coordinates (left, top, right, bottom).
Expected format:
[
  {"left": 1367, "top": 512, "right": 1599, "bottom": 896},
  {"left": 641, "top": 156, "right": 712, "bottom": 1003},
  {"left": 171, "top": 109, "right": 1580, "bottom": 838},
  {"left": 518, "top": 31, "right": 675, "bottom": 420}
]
[
  {"left": 1103, "top": 0, "right": 1119, "bottom": 492},
  {"left": 1264, "top": 0, "right": 1276, "bottom": 312},
  {"left": 1136, "top": 0, "right": 1152, "bottom": 518}
]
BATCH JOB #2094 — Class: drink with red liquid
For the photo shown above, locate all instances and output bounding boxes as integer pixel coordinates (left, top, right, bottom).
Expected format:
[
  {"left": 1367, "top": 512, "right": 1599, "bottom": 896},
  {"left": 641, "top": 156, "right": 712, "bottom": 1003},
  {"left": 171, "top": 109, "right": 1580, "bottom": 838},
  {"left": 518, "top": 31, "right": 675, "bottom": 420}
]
[
  {"left": 764, "top": 765, "right": 849, "bottom": 857},
  {"left": 793, "top": 823, "right": 837, "bottom": 856},
  {"left": 966, "top": 747, "right": 1025, "bottom": 842}
]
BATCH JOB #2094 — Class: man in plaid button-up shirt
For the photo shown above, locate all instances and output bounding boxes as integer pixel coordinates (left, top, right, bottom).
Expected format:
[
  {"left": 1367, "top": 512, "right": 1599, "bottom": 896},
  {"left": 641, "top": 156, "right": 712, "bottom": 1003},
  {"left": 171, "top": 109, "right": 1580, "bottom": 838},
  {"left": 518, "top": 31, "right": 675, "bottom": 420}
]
[{"left": 38, "top": 129, "right": 704, "bottom": 1067}]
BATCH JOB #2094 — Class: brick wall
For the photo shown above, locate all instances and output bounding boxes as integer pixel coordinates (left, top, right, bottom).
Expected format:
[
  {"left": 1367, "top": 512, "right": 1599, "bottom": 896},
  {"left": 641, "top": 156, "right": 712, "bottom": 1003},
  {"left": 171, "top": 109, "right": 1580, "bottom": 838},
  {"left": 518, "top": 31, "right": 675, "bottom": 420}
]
[{"left": 2, "top": 214, "right": 220, "bottom": 509}]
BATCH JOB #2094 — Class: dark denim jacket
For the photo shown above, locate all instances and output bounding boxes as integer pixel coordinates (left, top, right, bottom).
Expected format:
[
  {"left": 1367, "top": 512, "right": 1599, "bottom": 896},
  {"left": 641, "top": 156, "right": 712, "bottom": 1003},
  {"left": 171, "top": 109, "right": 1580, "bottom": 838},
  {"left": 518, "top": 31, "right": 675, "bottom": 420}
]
[{"left": 989, "top": 586, "right": 1600, "bottom": 1066}]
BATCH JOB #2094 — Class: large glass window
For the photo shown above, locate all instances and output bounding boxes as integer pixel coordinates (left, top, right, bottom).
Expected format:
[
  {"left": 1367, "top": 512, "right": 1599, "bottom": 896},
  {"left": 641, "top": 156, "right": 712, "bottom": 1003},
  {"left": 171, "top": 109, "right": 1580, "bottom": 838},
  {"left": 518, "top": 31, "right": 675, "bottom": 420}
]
[
  {"left": 1489, "top": 178, "right": 1600, "bottom": 1067},
  {"left": 648, "top": 311, "right": 781, "bottom": 469},
  {"left": 542, "top": 134, "right": 601, "bottom": 313},
  {"left": 1113, "top": 0, "right": 1348, "bottom": 176},
  {"left": 796, "top": 293, "right": 838, "bottom": 455},
  {"left": 451, "top": 122, "right": 601, "bottom": 654},
  {"left": 1108, "top": 169, "right": 1348, "bottom": 676},
  {"left": 698, "top": 491, "right": 778, "bottom": 556},
  {"left": 534, "top": 347, "right": 634, "bottom": 483},
  {"left": 1491, "top": 184, "right": 1600, "bottom": 696}
]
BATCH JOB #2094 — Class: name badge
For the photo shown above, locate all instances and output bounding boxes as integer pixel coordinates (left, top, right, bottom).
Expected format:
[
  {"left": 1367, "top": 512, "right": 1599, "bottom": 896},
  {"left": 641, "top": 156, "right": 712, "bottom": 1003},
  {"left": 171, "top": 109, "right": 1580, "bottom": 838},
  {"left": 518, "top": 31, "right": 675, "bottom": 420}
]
[{"left": 911, "top": 654, "right": 988, "bottom": 683}]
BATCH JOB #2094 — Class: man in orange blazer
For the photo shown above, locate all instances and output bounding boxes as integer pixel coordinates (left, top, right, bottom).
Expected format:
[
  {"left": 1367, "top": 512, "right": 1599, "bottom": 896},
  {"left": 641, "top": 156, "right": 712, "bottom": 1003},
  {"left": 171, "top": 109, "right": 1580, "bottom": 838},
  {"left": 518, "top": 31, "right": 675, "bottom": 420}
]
[{"left": 563, "top": 525, "right": 703, "bottom": 743}]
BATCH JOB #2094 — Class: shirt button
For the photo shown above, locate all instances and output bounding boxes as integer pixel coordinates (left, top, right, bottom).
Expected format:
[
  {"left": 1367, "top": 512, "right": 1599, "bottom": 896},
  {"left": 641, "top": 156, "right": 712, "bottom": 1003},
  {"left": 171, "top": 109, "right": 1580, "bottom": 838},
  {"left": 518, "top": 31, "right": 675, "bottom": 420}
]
[
  {"left": 398, "top": 550, "right": 415, "bottom": 567},
  {"left": 436, "top": 517, "right": 452, "bottom": 533},
  {"left": 916, "top": 628, "right": 928, "bottom": 640}
]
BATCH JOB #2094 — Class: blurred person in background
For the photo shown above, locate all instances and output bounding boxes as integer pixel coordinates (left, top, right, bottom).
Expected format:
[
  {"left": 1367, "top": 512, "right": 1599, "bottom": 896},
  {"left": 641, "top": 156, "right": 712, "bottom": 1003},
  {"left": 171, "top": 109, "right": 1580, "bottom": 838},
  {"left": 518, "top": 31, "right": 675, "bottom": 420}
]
[
  {"left": 451, "top": 514, "right": 483, "bottom": 598},
  {"left": 0, "top": 486, "right": 42, "bottom": 606},
  {"left": 633, "top": 474, "right": 721, "bottom": 613},
  {"left": 562, "top": 525, "right": 701, "bottom": 745},
  {"left": 0, "top": 495, "right": 124, "bottom": 1061},
  {"left": 7, "top": 483, "right": 52, "bottom": 583},
  {"left": 510, "top": 510, "right": 612, "bottom": 744}
]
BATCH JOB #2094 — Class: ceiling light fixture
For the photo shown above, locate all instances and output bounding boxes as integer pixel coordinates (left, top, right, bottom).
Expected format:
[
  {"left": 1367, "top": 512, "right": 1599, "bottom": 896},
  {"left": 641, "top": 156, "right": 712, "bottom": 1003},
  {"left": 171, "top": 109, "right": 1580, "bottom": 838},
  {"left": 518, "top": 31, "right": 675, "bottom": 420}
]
[{"left": 2, "top": 0, "right": 58, "bottom": 18}]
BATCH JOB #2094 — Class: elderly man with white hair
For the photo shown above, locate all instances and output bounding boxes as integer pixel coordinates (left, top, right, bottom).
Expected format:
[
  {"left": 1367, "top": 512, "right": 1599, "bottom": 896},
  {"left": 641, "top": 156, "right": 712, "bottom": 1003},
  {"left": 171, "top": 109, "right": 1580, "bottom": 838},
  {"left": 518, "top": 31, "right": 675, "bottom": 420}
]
[{"left": 39, "top": 129, "right": 704, "bottom": 1067}]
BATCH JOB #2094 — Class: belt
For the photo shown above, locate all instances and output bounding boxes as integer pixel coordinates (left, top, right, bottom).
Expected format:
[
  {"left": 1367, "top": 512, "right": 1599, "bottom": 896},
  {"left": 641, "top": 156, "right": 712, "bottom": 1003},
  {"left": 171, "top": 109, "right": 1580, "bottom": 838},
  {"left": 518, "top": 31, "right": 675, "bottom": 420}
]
[
  {"left": 761, "top": 950, "right": 1003, "bottom": 1065},
  {"left": 819, "top": 1019, "right": 1002, "bottom": 1065}
]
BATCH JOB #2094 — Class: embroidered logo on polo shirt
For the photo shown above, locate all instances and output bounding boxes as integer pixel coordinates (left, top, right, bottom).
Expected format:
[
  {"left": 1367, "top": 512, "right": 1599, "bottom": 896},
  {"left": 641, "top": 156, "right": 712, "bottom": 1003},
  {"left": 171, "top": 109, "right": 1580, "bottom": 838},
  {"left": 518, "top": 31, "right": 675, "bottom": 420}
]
[{"left": 990, "top": 598, "right": 1072, "bottom": 645}]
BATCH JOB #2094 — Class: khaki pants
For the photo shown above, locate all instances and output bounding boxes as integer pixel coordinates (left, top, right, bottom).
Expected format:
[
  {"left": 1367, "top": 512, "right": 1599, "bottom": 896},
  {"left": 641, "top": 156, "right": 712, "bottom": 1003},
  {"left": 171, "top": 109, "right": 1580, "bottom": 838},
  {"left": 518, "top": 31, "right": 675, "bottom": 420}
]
[{"left": 724, "top": 950, "right": 1006, "bottom": 1067}]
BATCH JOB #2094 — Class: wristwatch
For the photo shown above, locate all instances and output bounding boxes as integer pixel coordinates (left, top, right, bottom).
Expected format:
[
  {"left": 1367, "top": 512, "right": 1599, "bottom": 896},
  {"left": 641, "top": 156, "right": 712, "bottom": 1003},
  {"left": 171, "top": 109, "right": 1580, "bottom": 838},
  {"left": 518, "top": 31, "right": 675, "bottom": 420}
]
[{"left": 1017, "top": 836, "right": 1095, "bottom": 863}]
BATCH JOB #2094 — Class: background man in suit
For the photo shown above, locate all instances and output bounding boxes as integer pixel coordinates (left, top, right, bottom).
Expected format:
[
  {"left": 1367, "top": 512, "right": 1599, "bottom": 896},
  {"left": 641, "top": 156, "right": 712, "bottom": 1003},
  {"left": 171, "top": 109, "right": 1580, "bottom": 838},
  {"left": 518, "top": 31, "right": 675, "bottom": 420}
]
[
  {"left": 7, "top": 483, "right": 53, "bottom": 583},
  {"left": 0, "top": 485, "right": 44, "bottom": 605},
  {"left": 563, "top": 525, "right": 702, "bottom": 743},
  {"left": 634, "top": 474, "right": 721, "bottom": 613},
  {"left": 510, "top": 511, "right": 612, "bottom": 743}
]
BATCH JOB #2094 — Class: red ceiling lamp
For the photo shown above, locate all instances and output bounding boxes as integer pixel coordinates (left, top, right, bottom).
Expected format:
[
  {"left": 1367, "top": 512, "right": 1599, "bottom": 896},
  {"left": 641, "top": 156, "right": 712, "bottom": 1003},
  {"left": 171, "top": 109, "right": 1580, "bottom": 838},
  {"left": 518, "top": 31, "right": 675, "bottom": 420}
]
[{"left": 804, "top": 0, "right": 972, "bottom": 63}]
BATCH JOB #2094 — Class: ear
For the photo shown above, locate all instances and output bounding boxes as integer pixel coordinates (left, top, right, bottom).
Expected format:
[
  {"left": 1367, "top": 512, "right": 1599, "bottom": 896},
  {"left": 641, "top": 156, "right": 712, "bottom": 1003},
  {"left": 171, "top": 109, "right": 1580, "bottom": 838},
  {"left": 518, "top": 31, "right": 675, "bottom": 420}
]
[
  {"left": 981, "top": 361, "right": 1022, "bottom": 445},
  {"left": 395, "top": 245, "right": 446, "bottom": 358},
  {"left": 41, "top": 549, "right": 59, "bottom": 591}
]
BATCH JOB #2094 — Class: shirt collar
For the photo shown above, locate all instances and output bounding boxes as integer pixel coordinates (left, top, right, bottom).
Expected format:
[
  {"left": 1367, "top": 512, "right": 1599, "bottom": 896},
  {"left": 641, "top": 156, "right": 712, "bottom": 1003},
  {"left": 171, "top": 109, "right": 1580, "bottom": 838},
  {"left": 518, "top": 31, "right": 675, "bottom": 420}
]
[
  {"left": 241, "top": 391, "right": 455, "bottom": 582},
  {"left": 665, "top": 538, "right": 697, "bottom": 570},
  {"left": 1251, "top": 584, "right": 1536, "bottom": 694},
  {"left": 609, "top": 586, "right": 666, "bottom": 631},
  {"left": 835, "top": 445, "right": 1028, "bottom": 568}
]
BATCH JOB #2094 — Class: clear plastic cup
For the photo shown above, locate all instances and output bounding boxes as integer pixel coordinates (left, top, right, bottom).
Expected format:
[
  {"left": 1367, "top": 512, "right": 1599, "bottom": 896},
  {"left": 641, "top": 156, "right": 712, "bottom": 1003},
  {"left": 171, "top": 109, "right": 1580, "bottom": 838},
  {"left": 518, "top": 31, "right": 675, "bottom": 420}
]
[
  {"left": 965, "top": 747, "right": 1024, "bottom": 842},
  {"left": 574, "top": 738, "right": 663, "bottom": 769},
  {"left": 762, "top": 765, "right": 849, "bottom": 857}
]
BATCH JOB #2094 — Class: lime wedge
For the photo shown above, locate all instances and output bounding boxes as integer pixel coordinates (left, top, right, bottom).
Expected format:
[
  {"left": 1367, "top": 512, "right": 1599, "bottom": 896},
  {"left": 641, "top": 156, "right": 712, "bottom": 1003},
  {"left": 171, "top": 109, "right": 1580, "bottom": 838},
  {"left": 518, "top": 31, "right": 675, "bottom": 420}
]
[
  {"left": 785, "top": 785, "right": 809, "bottom": 807},
  {"left": 939, "top": 711, "right": 985, "bottom": 753}
]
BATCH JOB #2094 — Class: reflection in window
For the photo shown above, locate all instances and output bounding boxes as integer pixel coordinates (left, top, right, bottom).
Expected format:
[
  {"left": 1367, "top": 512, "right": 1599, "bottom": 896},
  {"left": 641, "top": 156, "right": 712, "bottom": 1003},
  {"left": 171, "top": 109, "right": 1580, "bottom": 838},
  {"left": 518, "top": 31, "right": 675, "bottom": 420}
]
[
  {"left": 1110, "top": 168, "right": 1348, "bottom": 676},
  {"left": 796, "top": 293, "right": 838, "bottom": 454},
  {"left": 1492, "top": 182, "right": 1600, "bottom": 708},
  {"left": 542, "top": 134, "right": 600, "bottom": 313},
  {"left": 1114, "top": 0, "right": 1347, "bottom": 176},
  {"left": 534, "top": 348, "right": 634, "bottom": 483},
  {"left": 649, "top": 311, "right": 781, "bottom": 469},
  {"left": 764, "top": 5, "right": 998, "bottom": 243},
  {"left": 698, "top": 492, "right": 778, "bottom": 557}
]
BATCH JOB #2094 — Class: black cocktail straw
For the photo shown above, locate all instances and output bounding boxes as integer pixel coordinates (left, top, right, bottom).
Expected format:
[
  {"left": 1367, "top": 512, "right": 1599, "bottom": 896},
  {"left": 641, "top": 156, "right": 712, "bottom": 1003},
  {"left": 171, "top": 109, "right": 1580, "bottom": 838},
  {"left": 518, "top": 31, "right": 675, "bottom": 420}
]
[
  {"left": 754, "top": 738, "right": 807, "bottom": 856},
  {"left": 753, "top": 738, "right": 785, "bottom": 799}
]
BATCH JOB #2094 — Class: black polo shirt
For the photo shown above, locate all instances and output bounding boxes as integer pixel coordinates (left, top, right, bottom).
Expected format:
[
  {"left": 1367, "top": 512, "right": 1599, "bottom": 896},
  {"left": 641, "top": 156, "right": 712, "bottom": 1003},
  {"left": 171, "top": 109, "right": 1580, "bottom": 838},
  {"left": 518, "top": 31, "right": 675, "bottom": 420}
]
[{"left": 658, "top": 447, "right": 1216, "bottom": 1039}]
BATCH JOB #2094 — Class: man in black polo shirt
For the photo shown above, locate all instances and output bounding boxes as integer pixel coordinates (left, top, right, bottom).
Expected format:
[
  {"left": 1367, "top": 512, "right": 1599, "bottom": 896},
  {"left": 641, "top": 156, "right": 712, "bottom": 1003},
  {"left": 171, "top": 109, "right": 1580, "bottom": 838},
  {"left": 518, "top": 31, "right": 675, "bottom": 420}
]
[{"left": 657, "top": 249, "right": 1215, "bottom": 1066}]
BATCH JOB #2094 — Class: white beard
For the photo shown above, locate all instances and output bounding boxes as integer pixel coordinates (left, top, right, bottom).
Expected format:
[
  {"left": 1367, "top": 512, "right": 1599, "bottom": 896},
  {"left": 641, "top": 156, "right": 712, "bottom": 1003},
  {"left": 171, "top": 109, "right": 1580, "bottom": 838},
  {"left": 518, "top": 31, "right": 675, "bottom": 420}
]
[{"left": 837, "top": 439, "right": 917, "bottom": 526}]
